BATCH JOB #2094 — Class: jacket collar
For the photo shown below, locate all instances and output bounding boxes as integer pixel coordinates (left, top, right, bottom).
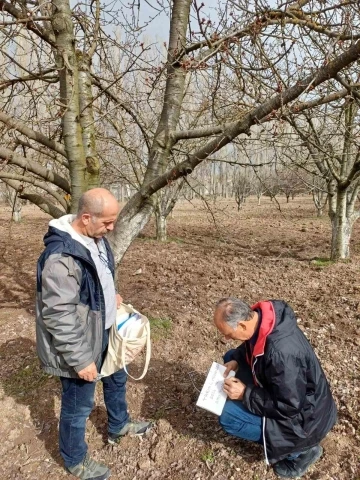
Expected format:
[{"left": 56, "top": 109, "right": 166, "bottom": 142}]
[{"left": 251, "top": 301, "right": 276, "bottom": 357}]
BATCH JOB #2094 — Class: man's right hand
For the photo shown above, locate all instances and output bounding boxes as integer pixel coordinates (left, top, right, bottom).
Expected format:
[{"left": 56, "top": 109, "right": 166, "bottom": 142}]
[
  {"left": 78, "top": 362, "right": 98, "bottom": 382},
  {"left": 223, "top": 360, "right": 239, "bottom": 378}
]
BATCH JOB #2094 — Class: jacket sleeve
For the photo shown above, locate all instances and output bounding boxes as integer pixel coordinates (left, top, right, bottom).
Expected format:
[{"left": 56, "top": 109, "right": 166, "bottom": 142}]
[
  {"left": 41, "top": 257, "right": 94, "bottom": 373},
  {"left": 243, "top": 350, "right": 308, "bottom": 420},
  {"left": 230, "top": 343, "right": 247, "bottom": 364}
]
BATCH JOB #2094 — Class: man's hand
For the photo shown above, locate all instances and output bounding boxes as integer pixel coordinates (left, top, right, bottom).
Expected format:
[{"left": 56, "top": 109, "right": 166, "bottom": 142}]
[
  {"left": 223, "top": 360, "right": 238, "bottom": 378},
  {"left": 78, "top": 362, "right": 98, "bottom": 382},
  {"left": 223, "top": 377, "right": 246, "bottom": 400},
  {"left": 116, "top": 293, "right": 123, "bottom": 308}
]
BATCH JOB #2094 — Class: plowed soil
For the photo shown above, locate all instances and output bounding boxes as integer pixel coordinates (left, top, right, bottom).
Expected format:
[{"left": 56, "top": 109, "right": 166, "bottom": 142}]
[{"left": 0, "top": 196, "right": 359, "bottom": 480}]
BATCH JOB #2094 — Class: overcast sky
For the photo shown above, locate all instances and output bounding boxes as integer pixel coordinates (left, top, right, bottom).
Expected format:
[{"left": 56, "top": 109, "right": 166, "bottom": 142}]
[{"left": 127, "top": 0, "right": 221, "bottom": 42}]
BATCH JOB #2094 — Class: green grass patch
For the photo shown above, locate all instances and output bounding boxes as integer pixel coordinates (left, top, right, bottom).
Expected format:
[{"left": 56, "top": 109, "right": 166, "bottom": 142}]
[
  {"left": 152, "top": 405, "right": 167, "bottom": 420},
  {"left": 310, "top": 257, "right": 334, "bottom": 267},
  {"left": 149, "top": 316, "right": 173, "bottom": 340},
  {"left": 167, "top": 236, "right": 185, "bottom": 244},
  {"left": 4, "top": 358, "right": 52, "bottom": 397},
  {"left": 201, "top": 448, "right": 215, "bottom": 463}
]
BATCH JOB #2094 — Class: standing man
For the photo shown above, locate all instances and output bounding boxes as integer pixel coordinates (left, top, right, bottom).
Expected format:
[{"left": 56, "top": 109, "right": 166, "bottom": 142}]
[
  {"left": 213, "top": 298, "right": 337, "bottom": 479},
  {"left": 36, "top": 188, "right": 151, "bottom": 480}
]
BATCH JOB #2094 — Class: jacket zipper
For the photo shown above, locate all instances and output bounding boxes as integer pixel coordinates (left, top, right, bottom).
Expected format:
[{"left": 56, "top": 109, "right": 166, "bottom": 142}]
[
  {"left": 252, "top": 355, "right": 269, "bottom": 465},
  {"left": 65, "top": 251, "right": 106, "bottom": 363}
]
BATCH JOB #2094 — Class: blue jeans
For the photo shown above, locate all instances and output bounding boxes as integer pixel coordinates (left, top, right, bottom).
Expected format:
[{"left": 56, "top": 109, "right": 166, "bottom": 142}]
[
  {"left": 219, "top": 348, "right": 262, "bottom": 443},
  {"left": 220, "top": 348, "right": 300, "bottom": 460},
  {"left": 59, "top": 330, "right": 129, "bottom": 468}
]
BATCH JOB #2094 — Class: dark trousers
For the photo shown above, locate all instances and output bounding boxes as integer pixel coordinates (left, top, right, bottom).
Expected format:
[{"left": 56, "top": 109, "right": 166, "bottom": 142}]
[{"left": 59, "top": 329, "right": 129, "bottom": 468}]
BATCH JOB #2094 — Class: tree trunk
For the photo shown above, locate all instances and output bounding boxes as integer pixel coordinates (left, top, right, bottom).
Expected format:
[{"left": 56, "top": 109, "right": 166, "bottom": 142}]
[
  {"left": 52, "top": 0, "right": 88, "bottom": 211},
  {"left": 142, "top": 0, "right": 191, "bottom": 186},
  {"left": 110, "top": 195, "right": 154, "bottom": 265},
  {"left": 78, "top": 52, "right": 100, "bottom": 189},
  {"left": 13, "top": 207, "right": 22, "bottom": 222},
  {"left": 155, "top": 209, "right": 167, "bottom": 242},
  {"left": 330, "top": 189, "right": 353, "bottom": 260}
]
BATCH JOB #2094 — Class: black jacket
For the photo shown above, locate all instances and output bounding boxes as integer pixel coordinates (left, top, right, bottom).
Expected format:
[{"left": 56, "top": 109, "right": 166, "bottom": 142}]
[{"left": 233, "top": 300, "right": 337, "bottom": 465}]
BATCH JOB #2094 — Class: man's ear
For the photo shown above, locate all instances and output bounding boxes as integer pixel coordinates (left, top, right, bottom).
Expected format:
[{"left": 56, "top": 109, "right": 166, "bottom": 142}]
[
  {"left": 82, "top": 213, "right": 91, "bottom": 225},
  {"left": 237, "top": 321, "right": 247, "bottom": 331}
]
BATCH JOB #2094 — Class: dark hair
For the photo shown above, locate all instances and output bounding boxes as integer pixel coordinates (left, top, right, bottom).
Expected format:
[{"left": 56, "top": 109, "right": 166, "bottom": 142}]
[{"left": 216, "top": 297, "right": 253, "bottom": 329}]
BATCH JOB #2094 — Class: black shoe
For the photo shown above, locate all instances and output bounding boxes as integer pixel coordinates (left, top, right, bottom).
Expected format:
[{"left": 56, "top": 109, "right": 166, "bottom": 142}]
[{"left": 273, "top": 445, "right": 323, "bottom": 478}]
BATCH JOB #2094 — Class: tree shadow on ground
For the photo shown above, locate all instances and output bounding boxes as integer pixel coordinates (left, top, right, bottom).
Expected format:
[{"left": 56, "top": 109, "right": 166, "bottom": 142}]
[
  {"left": 0, "top": 338, "right": 261, "bottom": 468},
  {"left": 81, "top": 358, "right": 261, "bottom": 466},
  {"left": 0, "top": 256, "right": 36, "bottom": 313},
  {"left": 0, "top": 337, "right": 63, "bottom": 465},
  {"left": 137, "top": 358, "right": 262, "bottom": 465}
]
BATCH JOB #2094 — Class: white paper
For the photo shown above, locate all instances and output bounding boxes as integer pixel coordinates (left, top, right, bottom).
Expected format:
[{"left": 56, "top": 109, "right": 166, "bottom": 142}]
[{"left": 196, "top": 362, "right": 235, "bottom": 416}]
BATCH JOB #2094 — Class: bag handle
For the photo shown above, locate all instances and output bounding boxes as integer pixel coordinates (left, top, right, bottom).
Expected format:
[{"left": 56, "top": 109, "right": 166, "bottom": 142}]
[{"left": 122, "top": 320, "right": 151, "bottom": 380}]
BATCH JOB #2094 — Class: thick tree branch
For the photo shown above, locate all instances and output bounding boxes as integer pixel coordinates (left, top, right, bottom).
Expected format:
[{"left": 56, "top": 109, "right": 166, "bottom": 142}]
[
  {"left": 124, "top": 38, "right": 360, "bottom": 207},
  {"left": 0, "top": 110, "right": 67, "bottom": 158},
  {"left": 0, "top": 172, "right": 68, "bottom": 209},
  {"left": 0, "top": 74, "right": 58, "bottom": 92},
  {"left": 172, "top": 89, "right": 352, "bottom": 141},
  {"left": 0, "top": 178, "right": 65, "bottom": 218},
  {"left": 0, "top": 146, "right": 71, "bottom": 193},
  {"left": 0, "top": 0, "right": 56, "bottom": 46},
  {"left": 14, "top": 138, "right": 69, "bottom": 168}
]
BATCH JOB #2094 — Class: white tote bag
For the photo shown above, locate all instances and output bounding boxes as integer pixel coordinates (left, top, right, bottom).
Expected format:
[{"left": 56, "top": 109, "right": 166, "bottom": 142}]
[{"left": 100, "top": 303, "right": 151, "bottom": 380}]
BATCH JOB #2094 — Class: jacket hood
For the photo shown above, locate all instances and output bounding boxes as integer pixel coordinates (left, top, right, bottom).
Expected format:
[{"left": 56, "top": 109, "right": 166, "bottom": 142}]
[
  {"left": 270, "top": 300, "right": 298, "bottom": 339},
  {"left": 251, "top": 300, "right": 298, "bottom": 357},
  {"left": 45, "top": 214, "right": 89, "bottom": 250}
]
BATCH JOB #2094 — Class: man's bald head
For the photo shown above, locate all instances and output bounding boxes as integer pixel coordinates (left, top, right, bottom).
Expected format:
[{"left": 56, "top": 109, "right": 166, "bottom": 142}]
[
  {"left": 72, "top": 188, "right": 120, "bottom": 239},
  {"left": 77, "top": 188, "right": 118, "bottom": 218}
]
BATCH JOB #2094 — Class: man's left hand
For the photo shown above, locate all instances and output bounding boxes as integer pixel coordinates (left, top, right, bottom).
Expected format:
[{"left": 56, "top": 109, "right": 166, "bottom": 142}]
[
  {"left": 116, "top": 294, "right": 123, "bottom": 308},
  {"left": 223, "top": 377, "right": 246, "bottom": 400}
]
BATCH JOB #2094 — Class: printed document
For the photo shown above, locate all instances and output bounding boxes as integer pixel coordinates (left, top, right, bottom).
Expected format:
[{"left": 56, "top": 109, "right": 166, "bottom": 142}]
[{"left": 196, "top": 362, "right": 235, "bottom": 416}]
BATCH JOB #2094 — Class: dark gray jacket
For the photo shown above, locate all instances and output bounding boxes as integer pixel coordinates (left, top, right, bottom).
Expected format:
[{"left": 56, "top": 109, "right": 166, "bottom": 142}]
[{"left": 36, "top": 216, "right": 115, "bottom": 378}]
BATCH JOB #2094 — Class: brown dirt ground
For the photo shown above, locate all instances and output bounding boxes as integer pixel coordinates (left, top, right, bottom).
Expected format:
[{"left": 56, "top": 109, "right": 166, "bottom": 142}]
[{"left": 0, "top": 196, "right": 359, "bottom": 480}]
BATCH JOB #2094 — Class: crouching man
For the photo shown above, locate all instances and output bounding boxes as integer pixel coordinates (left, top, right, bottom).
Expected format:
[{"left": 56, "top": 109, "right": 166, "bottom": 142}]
[{"left": 214, "top": 298, "right": 337, "bottom": 479}]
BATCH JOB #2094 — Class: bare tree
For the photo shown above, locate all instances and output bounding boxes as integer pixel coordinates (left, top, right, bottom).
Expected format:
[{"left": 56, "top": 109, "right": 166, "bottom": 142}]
[
  {"left": 277, "top": 168, "right": 305, "bottom": 202},
  {"left": 154, "top": 179, "right": 184, "bottom": 241},
  {"left": 284, "top": 94, "right": 360, "bottom": 259},
  {"left": 311, "top": 177, "right": 328, "bottom": 217},
  {"left": 1, "top": 0, "right": 360, "bottom": 266},
  {"left": 233, "top": 168, "right": 252, "bottom": 210}
]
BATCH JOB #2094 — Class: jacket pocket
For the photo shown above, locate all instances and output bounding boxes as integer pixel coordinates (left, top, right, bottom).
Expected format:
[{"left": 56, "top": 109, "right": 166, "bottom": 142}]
[{"left": 84, "top": 309, "right": 102, "bottom": 363}]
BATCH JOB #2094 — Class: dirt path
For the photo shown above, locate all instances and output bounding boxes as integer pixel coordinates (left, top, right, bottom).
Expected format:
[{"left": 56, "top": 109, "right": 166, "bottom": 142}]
[{"left": 0, "top": 197, "right": 359, "bottom": 480}]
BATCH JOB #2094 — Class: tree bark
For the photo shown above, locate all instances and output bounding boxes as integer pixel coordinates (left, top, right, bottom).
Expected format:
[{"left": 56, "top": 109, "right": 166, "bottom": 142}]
[
  {"left": 78, "top": 52, "right": 100, "bottom": 189},
  {"left": 52, "top": 0, "right": 87, "bottom": 212},
  {"left": 0, "top": 109, "right": 67, "bottom": 159},
  {"left": 0, "top": 146, "right": 70, "bottom": 194},
  {"left": 143, "top": 0, "right": 192, "bottom": 185},
  {"left": 111, "top": 0, "right": 192, "bottom": 263},
  {"left": 330, "top": 188, "right": 355, "bottom": 260},
  {"left": 1, "top": 178, "right": 65, "bottom": 217},
  {"left": 109, "top": 199, "right": 154, "bottom": 265},
  {"left": 155, "top": 209, "right": 168, "bottom": 242}
]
